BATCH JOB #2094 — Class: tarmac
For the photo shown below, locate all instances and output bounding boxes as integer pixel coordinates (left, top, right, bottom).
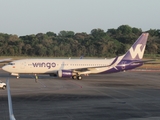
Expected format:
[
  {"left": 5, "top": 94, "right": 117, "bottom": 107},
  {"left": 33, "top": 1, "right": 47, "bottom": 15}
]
[{"left": 0, "top": 70, "right": 160, "bottom": 120}]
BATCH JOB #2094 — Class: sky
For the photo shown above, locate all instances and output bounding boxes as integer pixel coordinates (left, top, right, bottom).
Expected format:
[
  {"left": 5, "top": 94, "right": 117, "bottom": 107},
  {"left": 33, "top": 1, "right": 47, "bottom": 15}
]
[{"left": 0, "top": 0, "right": 159, "bottom": 36}]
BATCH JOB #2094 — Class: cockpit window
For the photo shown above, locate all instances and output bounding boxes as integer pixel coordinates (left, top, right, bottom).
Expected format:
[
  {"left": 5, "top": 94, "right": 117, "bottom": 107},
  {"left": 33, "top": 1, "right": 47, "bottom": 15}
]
[{"left": 8, "top": 62, "right": 15, "bottom": 65}]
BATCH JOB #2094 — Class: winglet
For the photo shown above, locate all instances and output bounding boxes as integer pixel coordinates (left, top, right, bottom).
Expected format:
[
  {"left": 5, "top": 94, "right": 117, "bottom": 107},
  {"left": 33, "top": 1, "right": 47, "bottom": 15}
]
[
  {"left": 122, "top": 33, "right": 149, "bottom": 60},
  {"left": 6, "top": 78, "right": 16, "bottom": 120}
]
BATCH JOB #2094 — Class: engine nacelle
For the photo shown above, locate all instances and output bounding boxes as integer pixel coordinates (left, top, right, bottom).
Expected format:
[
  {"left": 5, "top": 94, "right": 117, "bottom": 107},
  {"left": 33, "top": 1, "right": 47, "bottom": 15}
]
[{"left": 57, "top": 70, "right": 73, "bottom": 78}]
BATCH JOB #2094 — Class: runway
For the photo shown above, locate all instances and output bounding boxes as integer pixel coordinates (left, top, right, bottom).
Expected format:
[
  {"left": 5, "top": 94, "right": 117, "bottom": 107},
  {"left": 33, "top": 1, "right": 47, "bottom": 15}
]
[{"left": 0, "top": 70, "right": 160, "bottom": 120}]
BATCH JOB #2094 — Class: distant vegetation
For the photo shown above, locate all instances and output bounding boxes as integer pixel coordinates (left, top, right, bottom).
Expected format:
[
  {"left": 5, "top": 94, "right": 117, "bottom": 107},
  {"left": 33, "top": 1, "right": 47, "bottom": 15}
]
[{"left": 0, "top": 25, "right": 160, "bottom": 58}]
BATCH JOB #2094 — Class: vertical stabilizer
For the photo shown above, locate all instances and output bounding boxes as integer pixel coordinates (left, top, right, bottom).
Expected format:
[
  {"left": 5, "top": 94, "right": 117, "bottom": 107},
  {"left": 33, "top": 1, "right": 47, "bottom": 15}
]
[{"left": 122, "top": 33, "right": 149, "bottom": 60}]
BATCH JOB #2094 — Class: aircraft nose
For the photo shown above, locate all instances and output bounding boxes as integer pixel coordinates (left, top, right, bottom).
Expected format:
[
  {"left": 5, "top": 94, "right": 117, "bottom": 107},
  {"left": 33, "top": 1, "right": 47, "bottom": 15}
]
[{"left": 2, "top": 65, "right": 9, "bottom": 72}]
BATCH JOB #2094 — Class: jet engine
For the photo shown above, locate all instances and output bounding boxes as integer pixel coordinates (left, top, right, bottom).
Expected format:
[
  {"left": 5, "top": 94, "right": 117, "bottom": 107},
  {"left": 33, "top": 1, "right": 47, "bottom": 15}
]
[{"left": 57, "top": 70, "right": 73, "bottom": 78}]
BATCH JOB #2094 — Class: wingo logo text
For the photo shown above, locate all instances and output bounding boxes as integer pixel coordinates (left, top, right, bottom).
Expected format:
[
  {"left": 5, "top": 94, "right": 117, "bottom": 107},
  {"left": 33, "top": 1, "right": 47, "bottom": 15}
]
[{"left": 32, "top": 62, "right": 56, "bottom": 69}]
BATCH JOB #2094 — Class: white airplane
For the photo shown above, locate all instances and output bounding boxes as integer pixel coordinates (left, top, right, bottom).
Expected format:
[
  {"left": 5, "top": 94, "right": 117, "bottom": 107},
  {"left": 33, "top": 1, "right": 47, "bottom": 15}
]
[{"left": 2, "top": 33, "right": 149, "bottom": 80}]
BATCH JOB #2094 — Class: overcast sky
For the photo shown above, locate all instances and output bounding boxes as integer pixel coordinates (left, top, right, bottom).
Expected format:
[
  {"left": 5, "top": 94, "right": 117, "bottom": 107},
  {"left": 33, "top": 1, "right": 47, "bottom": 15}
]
[{"left": 0, "top": 0, "right": 159, "bottom": 36}]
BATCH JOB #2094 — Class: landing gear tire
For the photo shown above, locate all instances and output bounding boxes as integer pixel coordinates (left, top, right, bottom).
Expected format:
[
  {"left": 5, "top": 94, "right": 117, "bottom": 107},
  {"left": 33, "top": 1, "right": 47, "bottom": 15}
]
[
  {"left": 2, "top": 85, "right": 6, "bottom": 90},
  {"left": 77, "top": 76, "right": 82, "bottom": 80},
  {"left": 72, "top": 75, "right": 77, "bottom": 80}
]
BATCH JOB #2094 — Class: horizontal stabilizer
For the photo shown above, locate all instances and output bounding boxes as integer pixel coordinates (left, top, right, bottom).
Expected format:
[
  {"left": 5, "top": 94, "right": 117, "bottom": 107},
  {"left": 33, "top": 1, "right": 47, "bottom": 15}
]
[{"left": 134, "top": 59, "right": 155, "bottom": 63}]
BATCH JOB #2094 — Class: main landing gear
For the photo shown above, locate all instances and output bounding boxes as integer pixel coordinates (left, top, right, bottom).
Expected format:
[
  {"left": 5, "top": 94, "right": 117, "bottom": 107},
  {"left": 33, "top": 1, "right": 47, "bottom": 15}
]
[{"left": 72, "top": 75, "right": 82, "bottom": 80}]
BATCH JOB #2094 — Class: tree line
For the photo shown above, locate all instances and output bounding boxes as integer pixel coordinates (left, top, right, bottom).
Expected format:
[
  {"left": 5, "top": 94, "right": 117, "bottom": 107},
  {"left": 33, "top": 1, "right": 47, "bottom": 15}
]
[{"left": 0, "top": 25, "right": 160, "bottom": 58}]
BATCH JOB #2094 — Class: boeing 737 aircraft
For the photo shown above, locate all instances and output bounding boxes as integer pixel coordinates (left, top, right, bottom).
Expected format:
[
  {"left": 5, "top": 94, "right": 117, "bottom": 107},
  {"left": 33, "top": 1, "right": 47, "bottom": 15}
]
[{"left": 2, "top": 33, "right": 149, "bottom": 80}]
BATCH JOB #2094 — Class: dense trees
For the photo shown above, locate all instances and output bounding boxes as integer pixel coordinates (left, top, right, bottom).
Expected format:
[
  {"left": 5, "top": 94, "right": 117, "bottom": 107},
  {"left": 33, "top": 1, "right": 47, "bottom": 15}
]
[{"left": 0, "top": 25, "right": 160, "bottom": 57}]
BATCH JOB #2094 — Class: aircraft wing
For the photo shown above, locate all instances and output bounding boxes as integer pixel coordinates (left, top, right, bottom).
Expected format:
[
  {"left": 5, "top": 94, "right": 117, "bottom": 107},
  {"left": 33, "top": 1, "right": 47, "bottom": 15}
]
[
  {"left": 71, "top": 56, "right": 119, "bottom": 74},
  {"left": 0, "top": 58, "right": 12, "bottom": 63}
]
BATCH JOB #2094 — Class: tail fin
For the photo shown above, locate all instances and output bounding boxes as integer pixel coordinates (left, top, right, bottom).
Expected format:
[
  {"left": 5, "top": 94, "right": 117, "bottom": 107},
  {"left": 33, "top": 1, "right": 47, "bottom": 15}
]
[{"left": 122, "top": 33, "right": 149, "bottom": 60}]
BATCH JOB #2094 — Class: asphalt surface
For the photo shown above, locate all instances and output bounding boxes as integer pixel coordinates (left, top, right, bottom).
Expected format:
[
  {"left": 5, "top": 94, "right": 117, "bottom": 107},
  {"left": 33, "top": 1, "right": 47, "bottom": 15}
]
[{"left": 0, "top": 70, "right": 160, "bottom": 120}]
